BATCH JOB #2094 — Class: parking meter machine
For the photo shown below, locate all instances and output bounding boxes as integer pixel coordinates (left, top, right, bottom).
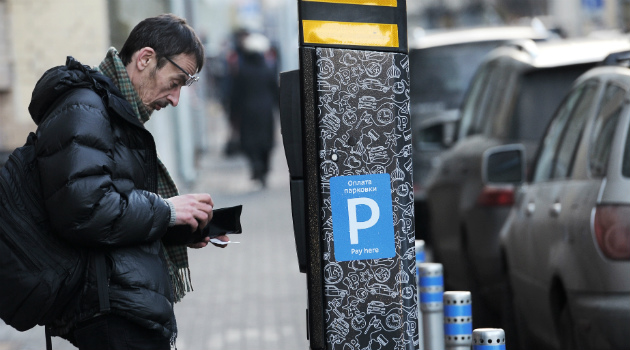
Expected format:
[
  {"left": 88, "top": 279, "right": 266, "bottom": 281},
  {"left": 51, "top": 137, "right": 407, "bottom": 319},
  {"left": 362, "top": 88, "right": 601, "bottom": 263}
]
[{"left": 280, "top": 1, "right": 417, "bottom": 349}]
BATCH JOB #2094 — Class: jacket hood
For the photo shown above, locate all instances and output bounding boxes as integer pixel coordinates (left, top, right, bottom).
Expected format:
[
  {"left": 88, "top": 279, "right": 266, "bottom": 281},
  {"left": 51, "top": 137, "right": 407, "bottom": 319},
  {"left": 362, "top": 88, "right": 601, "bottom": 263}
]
[{"left": 28, "top": 56, "right": 136, "bottom": 126}]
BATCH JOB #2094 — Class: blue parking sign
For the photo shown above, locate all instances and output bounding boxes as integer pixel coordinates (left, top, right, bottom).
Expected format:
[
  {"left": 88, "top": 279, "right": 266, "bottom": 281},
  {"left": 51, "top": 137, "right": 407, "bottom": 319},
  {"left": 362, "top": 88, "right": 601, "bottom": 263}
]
[{"left": 330, "top": 173, "right": 396, "bottom": 261}]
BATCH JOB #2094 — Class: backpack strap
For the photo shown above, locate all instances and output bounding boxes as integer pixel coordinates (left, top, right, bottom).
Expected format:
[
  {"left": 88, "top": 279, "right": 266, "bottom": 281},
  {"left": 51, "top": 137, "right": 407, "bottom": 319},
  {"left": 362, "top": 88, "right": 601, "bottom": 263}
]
[
  {"left": 45, "top": 326, "right": 52, "bottom": 350},
  {"left": 93, "top": 252, "right": 110, "bottom": 313}
]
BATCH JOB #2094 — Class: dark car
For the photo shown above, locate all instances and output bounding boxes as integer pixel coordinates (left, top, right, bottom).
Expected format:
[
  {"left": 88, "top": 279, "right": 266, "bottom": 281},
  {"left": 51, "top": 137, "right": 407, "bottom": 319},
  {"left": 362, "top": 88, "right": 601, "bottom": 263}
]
[
  {"left": 408, "top": 25, "right": 550, "bottom": 242},
  {"left": 424, "top": 37, "right": 630, "bottom": 325},
  {"left": 484, "top": 52, "right": 630, "bottom": 350}
]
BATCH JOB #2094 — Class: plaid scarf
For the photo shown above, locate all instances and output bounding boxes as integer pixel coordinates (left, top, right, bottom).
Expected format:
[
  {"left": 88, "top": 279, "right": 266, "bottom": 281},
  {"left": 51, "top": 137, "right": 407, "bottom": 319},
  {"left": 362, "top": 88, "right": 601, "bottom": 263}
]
[{"left": 97, "top": 47, "right": 192, "bottom": 302}]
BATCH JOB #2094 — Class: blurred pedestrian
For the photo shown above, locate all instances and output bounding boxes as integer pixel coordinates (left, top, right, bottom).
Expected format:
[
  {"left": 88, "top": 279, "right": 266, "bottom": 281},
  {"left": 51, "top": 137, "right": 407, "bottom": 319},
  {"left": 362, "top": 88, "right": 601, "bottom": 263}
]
[
  {"left": 229, "top": 32, "right": 278, "bottom": 188},
  {"left": 25, "top": 14, "right": 229, "bottom": 350},
  {"left": 221, "top": 28, "right": 250, "bottom": 157}
]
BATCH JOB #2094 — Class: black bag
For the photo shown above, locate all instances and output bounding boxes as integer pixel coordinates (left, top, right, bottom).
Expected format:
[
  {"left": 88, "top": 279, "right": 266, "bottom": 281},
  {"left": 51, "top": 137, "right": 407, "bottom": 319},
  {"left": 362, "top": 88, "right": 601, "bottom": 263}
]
[{"left": 0, "top": 132, "right": 86, "bottom": 331}]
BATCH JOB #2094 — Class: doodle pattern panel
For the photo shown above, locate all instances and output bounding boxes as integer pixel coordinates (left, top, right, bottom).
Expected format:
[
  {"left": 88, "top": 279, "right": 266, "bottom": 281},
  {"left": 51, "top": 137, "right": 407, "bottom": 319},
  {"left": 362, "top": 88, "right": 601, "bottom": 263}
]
[{"left": 315, "top": 47, "right": 418, "bottom": 349}]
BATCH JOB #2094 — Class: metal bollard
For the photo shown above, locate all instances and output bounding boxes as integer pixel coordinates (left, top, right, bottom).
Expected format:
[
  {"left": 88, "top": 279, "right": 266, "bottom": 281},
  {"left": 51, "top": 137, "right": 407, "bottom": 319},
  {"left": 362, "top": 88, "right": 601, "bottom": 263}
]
[
  {"left": 415, "top": 240, "right": 426, "bottom": 350},
  {"left": 472, "top": 328, "right": 506, "bottom": 350},
  {"left": 419, "top": 262, "right": 444, "bottom": 350},
  {"left": 415, "top": 240, "right": 426, "bottom": 264},
  {"left": 444, "top": 291, "right": 473, "bottom": 350}
]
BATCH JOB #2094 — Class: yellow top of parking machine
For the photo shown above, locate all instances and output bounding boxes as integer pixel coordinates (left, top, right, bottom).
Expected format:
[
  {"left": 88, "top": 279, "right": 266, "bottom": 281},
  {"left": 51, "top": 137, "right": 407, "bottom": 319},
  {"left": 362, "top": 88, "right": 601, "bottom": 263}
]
[
  {"left": 302, "top": 20, "right": 399, "bottom": 47},
  {"left": 303, "top": 0, "right": 397, "bottom": 6},
  {"left": 299, "top": 0, "right": 407, "bottom": 52}
]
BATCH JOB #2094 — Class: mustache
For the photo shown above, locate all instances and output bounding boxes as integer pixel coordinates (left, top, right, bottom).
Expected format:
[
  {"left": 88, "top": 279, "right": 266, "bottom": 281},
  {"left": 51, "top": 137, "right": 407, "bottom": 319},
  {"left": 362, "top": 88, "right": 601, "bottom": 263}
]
[
  {"left": 156, "top": 100, "right": 169, "bottom": 108},
  {"left": 147, "top": 100, "right": 170, "bottom": 111}
]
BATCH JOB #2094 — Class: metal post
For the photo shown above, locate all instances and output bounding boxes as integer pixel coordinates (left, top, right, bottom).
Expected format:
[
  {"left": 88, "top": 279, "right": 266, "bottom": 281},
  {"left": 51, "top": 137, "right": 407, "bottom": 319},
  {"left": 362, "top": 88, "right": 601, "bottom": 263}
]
[
  {"left": 473, "top": 328, "right": 506, "bottom": 350},
  {"left": 169, "top": 0, "right": 197, "bottom": 185},
  {"left": 444, "top": 291, "right": 472, "bottom": 350},
  {"left": 419, "top": 262, "right": 444, "bottom": 350},
  {"left": 415, "top": 240, "right": 426, "bottom": 264}
]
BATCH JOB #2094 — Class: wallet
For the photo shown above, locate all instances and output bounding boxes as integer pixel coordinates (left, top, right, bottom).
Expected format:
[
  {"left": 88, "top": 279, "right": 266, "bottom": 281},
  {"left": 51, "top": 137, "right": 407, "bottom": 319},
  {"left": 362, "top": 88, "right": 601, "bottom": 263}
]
[{"left": 162, "top": 205, "right": 243, "bottom": 245}]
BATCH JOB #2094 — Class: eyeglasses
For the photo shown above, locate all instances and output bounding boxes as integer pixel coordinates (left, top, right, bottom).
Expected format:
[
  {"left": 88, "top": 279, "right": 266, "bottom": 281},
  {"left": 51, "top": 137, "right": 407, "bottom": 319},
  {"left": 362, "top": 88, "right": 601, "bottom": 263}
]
[{"left": 165, "top": 57, "right": 199, "bottom": 87}]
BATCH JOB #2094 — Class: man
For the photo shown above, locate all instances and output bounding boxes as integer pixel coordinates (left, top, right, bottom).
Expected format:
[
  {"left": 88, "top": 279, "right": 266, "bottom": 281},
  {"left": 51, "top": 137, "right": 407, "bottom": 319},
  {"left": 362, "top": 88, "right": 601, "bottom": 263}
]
[{"left": 27, "top": 14, "right": 227, "bottom": 349}]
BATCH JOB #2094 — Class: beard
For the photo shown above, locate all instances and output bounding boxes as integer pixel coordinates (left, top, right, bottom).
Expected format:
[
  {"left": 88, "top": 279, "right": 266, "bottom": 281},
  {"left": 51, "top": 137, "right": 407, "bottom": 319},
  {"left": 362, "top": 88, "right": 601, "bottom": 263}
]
[
  {"left": 136, "top": 68, "right": 169, "bottom": 114},
  {"left": 137, "top": 87, "right": 169, "bottom": 114}
]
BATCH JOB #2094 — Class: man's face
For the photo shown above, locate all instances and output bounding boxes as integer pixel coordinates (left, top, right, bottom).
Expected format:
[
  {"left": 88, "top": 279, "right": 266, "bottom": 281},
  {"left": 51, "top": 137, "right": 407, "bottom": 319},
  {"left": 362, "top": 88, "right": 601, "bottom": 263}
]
[{"left": 136, "top": 53, "right": 198, "bottom": 113}]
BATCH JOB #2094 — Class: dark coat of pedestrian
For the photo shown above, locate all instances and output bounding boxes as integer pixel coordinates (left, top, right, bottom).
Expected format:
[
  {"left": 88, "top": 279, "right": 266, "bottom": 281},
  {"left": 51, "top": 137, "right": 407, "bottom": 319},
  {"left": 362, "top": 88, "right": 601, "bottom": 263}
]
[{"left": 229, "top": 33, "right": 278, "bottom": 187}]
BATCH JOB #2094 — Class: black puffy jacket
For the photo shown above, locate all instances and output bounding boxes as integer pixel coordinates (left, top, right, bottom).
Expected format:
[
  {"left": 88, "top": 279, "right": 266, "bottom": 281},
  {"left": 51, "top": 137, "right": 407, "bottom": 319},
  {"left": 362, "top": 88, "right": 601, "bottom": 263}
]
[{"left": 28, "top": 57, "right": 175, "bottom": 339}]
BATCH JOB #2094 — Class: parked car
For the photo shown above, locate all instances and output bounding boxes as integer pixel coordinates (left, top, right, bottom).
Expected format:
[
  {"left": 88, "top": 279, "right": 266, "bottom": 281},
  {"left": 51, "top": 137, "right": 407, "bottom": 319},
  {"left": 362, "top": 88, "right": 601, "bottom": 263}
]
[
  {"left": 424, "top": 36, "right": 630, "bottom": 326},
  {"left": 484, "top": 51, "right": 630, "bottom": 350},
  {"left": 408, "top": 25, "right": 550, "bottom": 242}
]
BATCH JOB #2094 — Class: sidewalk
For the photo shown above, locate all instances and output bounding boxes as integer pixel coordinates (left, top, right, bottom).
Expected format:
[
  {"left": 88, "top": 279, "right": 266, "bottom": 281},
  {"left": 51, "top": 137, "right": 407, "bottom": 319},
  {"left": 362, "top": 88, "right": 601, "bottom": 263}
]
[{"left": 173, "top": 109, "right": 310, "bottom": 350}]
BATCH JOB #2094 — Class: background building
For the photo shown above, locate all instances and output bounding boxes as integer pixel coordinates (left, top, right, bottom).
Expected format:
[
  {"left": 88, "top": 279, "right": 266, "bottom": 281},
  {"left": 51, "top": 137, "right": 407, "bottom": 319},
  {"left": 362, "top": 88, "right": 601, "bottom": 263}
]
[{"left": 0, "top": 0, "right": 108, "bottom": 154}]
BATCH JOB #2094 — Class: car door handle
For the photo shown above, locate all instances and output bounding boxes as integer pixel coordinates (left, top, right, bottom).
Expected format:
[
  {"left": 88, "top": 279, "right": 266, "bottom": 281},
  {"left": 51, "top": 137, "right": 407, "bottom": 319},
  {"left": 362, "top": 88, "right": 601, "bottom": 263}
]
[
  {"left": 526, "top": 202, "right": 535, "bottom": 216},
  {"left": 549, "top": 202, "right": 561, "bottom": 217}
]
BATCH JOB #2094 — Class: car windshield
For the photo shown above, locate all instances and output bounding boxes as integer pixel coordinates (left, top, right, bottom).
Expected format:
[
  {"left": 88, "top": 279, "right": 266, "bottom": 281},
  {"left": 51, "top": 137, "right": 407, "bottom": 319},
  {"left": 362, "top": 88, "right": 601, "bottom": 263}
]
[
  {"left": 508, "top": 64, "right": 594, "bottom": 141},
  {"left": 410, "top": 41, "right": 505, "bottom": 114}
]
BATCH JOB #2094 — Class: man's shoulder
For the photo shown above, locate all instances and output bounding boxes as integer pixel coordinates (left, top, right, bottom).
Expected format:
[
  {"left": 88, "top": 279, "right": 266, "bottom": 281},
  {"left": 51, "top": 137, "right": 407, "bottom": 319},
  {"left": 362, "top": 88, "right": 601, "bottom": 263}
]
[
  {"left": 61, "top": 86, "right": 108, "bottom": 109},
  {"left": 30, "top": 58, "right": 113, "bottom": 123}
]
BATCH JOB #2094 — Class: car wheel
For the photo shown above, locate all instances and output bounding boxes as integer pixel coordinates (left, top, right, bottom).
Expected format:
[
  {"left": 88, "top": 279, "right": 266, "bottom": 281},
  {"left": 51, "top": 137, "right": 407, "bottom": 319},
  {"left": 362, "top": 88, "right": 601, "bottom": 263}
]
[
  {"left": 558, "top": 304, "right": 578, "bottom": 350},
  {"left": 513, "top": 299, "right": 538, "bottom": 350}
]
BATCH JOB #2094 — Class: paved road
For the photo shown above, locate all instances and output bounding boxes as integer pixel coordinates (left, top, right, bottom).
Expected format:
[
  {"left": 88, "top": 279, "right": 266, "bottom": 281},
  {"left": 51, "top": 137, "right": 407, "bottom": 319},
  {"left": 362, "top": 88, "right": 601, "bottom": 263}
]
[{"left": 0, "top": 111, "right": 310, "bottom": 350}]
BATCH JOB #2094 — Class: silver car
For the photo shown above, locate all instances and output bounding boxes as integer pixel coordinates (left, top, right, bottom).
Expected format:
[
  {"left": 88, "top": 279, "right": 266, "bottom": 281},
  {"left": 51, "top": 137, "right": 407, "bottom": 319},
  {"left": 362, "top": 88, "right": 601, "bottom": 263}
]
[
  {"left": 484, "top": 53, "right": 630, "bottom": 350},
  {"left": 424, "top": 37, "right": 630, "bottom": 325}
]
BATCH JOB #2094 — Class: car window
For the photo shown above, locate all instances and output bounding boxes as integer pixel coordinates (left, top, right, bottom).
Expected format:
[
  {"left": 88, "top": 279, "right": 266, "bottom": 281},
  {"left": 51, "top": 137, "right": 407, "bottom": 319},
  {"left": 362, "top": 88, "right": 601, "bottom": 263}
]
[
  {"left": 409, "top": 41, "right": 507, "bottom": 111},
  {"left": 589, "top": 83, "right": 626, "bottom": 178},
  {"left": 508, "top": 65, "right": 592, "bottom": 141},
  {"left": 480, "top": 63, "right": 517, "bottom": 137},
  {"left": 533, "top": 81, "right": 598, "bottom": 183},
  {"left": 458, "top": 66, "right": 490, "bottom": 139},
  {"left": 553, "top": 80, "right": 600, "bottom": 180},
  {"left": 458, "top": 62, "right": 515, "bottom": 139}
]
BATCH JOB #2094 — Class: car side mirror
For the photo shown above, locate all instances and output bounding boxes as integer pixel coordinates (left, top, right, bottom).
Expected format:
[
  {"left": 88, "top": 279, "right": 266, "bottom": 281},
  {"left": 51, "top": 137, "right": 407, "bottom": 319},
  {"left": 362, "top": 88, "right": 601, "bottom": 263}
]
[
  {"left": 415, "top": 120, "right": 457, "bottom": 150},
  {"left": 482, "top": 144, "right": 526, "bottom": 184},
  {"left": 442, "top": 121, "right": 456, "bottom": 147}
]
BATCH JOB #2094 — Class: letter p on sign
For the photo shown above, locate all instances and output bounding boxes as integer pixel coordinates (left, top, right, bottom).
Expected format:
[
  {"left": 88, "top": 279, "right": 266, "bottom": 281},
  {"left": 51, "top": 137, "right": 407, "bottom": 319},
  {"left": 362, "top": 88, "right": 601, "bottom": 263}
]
[
  {"left": 347, "top": 198, "right": 379, "bottom": 244},
  {"left": 330, "top": 174, "right": 395, "bottom": 261}
]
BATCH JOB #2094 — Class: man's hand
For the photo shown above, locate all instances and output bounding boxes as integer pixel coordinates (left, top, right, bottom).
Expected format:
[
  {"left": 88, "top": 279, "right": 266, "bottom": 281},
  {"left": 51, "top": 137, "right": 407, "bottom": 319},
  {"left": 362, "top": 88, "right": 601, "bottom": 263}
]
[
  {"left": 188, "top": 235, "right": 230, "bottom": 249},
  {"left": 169, "top": 193, "right": 214, "bottom": 231}
]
